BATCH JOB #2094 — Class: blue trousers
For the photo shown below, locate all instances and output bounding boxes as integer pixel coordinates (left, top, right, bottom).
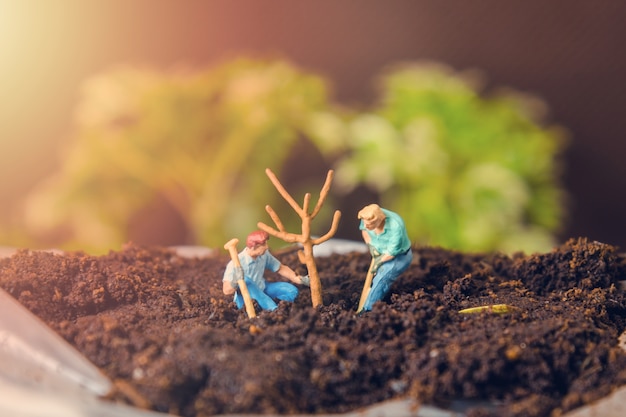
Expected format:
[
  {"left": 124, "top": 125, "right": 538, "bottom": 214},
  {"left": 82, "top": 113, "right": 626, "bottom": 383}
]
[
  {"left": 362, "top": 250, "right": 413, "bottom": 312},
  {"left": 234, "top": 279, "right": 298, "bottom": 311}
]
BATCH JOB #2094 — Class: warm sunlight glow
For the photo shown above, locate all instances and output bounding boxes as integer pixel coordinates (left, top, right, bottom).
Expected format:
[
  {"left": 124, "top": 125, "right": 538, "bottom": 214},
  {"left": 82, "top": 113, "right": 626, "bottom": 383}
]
[
  {"left": 0, "top": 2, "right": 96, "bottom": 195},
  {"left": 0, "top": 2, "right": 30, "bottom": 137},
  {"left": 0, "top": 0, "right": 92, "bottom": 206}
]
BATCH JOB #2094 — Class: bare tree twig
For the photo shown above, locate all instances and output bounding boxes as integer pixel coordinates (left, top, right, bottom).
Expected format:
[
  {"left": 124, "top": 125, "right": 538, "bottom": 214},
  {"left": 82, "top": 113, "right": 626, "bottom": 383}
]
[
  {"left": 264, "top": 168, "right": 305, "bottom": 217},
  {"left": 257, "top": 168, "right": 341, "bottom": 307},
  {"left": 311, "top": 210, "right": 342, "bottom": 245},
  {"left": 264, "top": 204, "right": 287, "bottom": 233},
  {"left": 311, "top": 170, "right": 334, "bottom": 218}
]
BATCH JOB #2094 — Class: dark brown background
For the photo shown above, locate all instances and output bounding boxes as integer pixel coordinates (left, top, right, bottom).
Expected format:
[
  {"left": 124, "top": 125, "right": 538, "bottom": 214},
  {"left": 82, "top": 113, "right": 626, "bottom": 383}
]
[{"left": 1, "top": 1, "right": 625, "bottom": 249}]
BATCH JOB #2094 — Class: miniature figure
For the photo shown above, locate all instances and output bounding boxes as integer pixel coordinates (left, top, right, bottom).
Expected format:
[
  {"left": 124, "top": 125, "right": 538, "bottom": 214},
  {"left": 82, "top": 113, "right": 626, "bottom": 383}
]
[
  {"left": 223, "top": 230, "right": 309, "bottom": 312},
  {"left": 224, "top": 238, "right": 257, "bottom": 318},
  {"left": 356, "top": 204, "right": 412, "bottom": 313}
]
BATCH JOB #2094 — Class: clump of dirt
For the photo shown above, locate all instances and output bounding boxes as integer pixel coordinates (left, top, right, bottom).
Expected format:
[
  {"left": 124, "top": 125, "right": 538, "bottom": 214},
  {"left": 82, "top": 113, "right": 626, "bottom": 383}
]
[{"left": 1, "top": 237, "right": 626, "bottom": 417}]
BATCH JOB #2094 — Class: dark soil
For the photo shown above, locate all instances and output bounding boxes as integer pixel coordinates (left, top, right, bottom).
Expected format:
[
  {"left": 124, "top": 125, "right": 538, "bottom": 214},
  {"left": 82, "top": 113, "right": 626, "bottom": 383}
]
[{"left": 2, "top": 237, "right": 626, "bottom": 417}]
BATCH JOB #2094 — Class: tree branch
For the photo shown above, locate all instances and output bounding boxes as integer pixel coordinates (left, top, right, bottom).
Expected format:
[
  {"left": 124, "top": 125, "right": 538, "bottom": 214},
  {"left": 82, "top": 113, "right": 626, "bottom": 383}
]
[
  {"left": 257, "top": 221, "right": 302, "bottom": 244},
  {"left": 265, "top": 168, "right": 305, "bottom": 217},
  {"left": 311, "top": 169, "right": 334, "bottom": 218},
  {"left": 312, "top": 210, "right": 342, "bottom": 245},
  {"left": 302, "top": 193, "right": 311, "bottom": 215},
  {"left": 264, "top": 204, "right": 286, "bottom": 233}
]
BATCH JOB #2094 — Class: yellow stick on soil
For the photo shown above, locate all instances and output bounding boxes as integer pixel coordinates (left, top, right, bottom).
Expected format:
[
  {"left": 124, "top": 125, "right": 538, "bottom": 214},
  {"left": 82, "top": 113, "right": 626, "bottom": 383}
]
[{"left": 458, "top": 304, "right": 518, "bottom": 315}]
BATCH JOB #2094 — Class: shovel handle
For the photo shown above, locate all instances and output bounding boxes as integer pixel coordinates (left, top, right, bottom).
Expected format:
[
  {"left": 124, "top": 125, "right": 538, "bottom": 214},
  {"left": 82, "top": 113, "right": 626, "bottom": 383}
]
[
  {"left": 356, "top": 257, "right": 376, "bottom": 313},
  {"left": 224, "top": 238, "right": 256, "bottom": 318}
]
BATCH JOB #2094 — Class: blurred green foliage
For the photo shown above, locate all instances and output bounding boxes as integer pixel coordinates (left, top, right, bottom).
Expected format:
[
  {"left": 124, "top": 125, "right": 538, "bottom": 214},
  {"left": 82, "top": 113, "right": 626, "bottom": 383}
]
[
  {"left": 328, "top": 62, "right": 567, "bottom": 253},
  {"left": 22, "top": 59, "right": 333, "bottom": 252},
  {"left": 16, "top": 59, "right": 566, "bottom": 254}
]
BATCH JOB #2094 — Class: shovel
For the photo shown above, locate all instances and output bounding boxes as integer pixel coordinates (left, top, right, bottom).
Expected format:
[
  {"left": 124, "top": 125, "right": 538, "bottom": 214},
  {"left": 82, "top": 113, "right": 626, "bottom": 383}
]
[
  {"left": 224, "top": 238, "right": 257, "bottom": 318},
  {"left": 356, "top": 257, "right": 376, "bottom": 313}
]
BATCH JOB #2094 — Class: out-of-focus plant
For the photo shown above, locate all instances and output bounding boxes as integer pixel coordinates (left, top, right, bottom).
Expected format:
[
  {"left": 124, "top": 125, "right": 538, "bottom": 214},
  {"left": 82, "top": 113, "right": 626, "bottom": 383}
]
[
  {"left": 326, "top": 62, "right": 567, "bottom": 253},
  {"left": 19, "top": 58, "right": 567, "bottom": 255},
  {"left": 22, "top": 59, "right": 333, "bottom": 253}
]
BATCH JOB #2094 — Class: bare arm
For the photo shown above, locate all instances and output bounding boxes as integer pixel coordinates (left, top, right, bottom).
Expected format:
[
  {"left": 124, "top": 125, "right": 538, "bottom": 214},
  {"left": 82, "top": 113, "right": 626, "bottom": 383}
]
[
  {"left": 222, "top": 262, "right": 241, "bottom": 295},
  {"left": 379, "top": 254, "right": 394, "bottom": 263},
  {"left": 277, "top": 264, "right": 307, "bottom": 285},
  {"left": 361, "top": 230, "right": 370, "bottom": 244},
  {"left": 223, "top": 280, "right": 237, "bottom": 295}
]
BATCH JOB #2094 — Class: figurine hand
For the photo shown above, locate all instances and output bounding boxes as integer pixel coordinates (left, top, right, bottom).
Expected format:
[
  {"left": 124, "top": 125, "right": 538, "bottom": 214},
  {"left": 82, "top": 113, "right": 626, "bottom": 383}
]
[
  {"left": 371, "top": 256, "right": 383, "bottom": 274},
  {"left": 299, "top": 275, "right": 310, "bottom": 287},
  {"left": 367, "top": 243, "right": 380, "bottom": 257}
]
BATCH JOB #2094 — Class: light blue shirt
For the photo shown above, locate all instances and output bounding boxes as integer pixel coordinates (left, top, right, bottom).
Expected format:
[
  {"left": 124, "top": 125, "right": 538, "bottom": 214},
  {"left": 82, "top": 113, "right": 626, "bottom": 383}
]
[
  {"left": 223, "top": 248, "right": 281, "bottom": 291},
  {"left": 360, "top": 208, "right": 411, "bottom": 256}
]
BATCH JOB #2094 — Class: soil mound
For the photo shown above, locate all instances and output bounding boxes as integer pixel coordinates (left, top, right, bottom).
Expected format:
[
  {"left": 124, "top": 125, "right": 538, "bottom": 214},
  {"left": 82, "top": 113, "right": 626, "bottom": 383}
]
[{"left": 1, "top": 237, "right": 626, "bottom": 417}]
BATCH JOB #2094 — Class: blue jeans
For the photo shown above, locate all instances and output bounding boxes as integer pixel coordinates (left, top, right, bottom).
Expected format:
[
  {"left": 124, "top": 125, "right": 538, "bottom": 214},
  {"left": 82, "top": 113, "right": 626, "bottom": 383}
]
[
  {"left": 234, "top": 279, "right": 299, "bottom": 311},
  {"left": 362, "top": 250, "right": 413, "bottom": 311}
]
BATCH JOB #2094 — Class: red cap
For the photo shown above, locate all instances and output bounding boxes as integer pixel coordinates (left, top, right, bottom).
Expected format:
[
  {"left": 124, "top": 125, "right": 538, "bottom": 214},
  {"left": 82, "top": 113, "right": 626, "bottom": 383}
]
[{"left": 246, "top": 230, "right": 270, "bottom": 248}]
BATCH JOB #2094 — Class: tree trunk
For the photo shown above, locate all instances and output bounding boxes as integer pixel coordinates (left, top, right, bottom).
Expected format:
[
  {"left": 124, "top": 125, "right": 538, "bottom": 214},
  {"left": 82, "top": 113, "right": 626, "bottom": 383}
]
[{"left": 301, "top": 242, "right": 322, "bottom": 307}]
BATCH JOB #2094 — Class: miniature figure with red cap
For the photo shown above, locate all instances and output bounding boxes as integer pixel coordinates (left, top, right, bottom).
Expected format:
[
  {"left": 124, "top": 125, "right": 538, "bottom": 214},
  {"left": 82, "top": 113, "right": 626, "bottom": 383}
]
[{"left": 223, "top": 230, "right": 309, "bottom": 311}]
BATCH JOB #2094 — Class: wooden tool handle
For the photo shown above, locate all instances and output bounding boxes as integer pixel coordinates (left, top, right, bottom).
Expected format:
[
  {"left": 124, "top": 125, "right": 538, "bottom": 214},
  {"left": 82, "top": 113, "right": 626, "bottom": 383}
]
[
  {"left": 223, "top": 238, "right": 256, "bottom": 318},
  {"left": 224, "top": 238, "right": 242, "bottom": 268},
  {"left": 356, "top": 257, "right": 376, "bottom": 313}
]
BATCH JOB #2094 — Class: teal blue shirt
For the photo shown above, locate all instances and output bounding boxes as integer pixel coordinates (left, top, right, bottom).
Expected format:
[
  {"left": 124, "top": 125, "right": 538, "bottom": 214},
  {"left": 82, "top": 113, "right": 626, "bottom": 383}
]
[{"left": 360, "top": 208, "right": 411, "bottom": 256}]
